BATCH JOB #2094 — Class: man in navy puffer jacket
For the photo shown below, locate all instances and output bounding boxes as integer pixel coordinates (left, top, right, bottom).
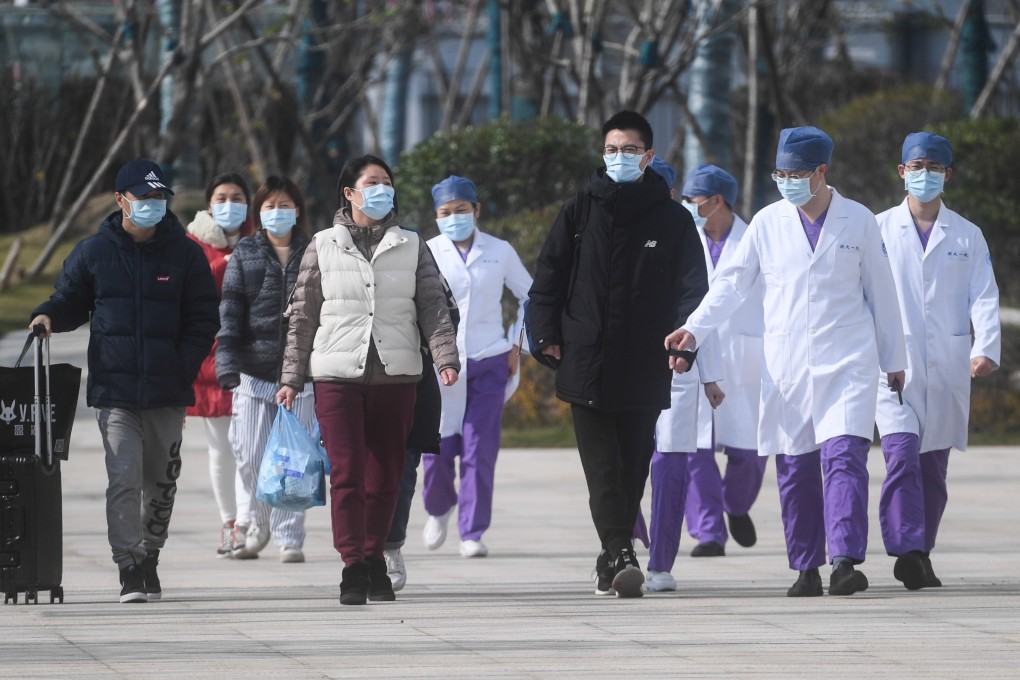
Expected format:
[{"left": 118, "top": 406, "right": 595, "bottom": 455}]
[{"left": 31, "top": 158, "right": 219, "bottom": 604}]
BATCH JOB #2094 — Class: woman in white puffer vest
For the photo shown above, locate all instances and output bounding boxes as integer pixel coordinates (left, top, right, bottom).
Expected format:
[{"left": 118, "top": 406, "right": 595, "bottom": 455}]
[{"left": 278, "top": 155, "right": 460, "bottom": 606}]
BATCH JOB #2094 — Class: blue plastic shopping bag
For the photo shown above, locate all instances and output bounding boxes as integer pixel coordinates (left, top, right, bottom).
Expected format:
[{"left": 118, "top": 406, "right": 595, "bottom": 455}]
[{"left": 256, "top": 405, "right": 329, "bottom": 511}]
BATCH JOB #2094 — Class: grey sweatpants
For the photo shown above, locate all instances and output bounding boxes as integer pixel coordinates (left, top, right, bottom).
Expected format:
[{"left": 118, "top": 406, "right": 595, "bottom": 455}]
[{"left": 96, "top": 406, "right": 185, "bottom": 568}]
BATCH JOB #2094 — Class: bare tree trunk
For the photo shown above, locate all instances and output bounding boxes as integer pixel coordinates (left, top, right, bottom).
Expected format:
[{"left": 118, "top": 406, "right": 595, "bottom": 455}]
[
  {"left": 49, "top": 22, "right": 126, "bottom": 230},
  {"left": 742, "top": 0, "right": 760, "bottom": 220},
  {"left": 441, "top": 0, "right": 482, "bottom": 131},
  {"left": 28, "top": 55, "right": 178, "bottom": 277},
  {"left": 205, "top": 0, "right": 268, "bottom": 181},
  {"left": 456, "top": 50, "right": 492, "bottom": 128},
  {"left": 970, "top": 16, "right": 1020, "bottom": 118},
  {"left": 935, "top": 0, "right": 974, "bottom": 91}
]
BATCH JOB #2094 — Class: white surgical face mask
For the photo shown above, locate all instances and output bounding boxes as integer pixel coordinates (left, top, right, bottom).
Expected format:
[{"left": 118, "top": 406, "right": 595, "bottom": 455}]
[
  {"left": 353, "top": 184, "right": 395, "bottom": 220},
  {"left": 210, "top": 202, "right": 248, "bottom": 231},
  {"left": 682, "top": 199, "right": 718, "bottom": 229}
]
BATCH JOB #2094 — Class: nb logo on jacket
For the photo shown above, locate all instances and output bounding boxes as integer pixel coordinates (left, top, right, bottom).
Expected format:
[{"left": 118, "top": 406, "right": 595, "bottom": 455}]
[{"left": 644, "top": 240, "right": 657, "bottom": 248}]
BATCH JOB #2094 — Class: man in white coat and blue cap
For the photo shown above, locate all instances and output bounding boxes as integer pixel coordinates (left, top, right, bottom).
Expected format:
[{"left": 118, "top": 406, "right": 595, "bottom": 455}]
[
  {"left": 678, "top": 165, "right": 767, "bottom": 558},
  {"left": 665, "top": 126, "right": 907, "bottom": 597},
  {"left": 875, "top": 132, "right": 1000, "bottom": 590}
]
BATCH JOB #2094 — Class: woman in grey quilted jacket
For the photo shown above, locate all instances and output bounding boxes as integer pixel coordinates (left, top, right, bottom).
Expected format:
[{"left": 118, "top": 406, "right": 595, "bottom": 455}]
[
  {"left": 216, "top": 176, "right": 314, "bottom": 564},
  {"left": 277, "top": 155, "right": 460, "bottom": 606}
]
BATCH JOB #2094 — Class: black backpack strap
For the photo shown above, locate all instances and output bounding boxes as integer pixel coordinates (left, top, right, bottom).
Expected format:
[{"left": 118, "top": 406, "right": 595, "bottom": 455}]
[{"left": 566, "top": 190, "right": 592, "bottom": 302}]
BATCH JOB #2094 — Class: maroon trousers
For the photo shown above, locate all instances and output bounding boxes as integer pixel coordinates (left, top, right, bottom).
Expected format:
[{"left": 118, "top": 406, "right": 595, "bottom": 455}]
[{"left": 314, "top": 382, "right": 417, "bottom": 566}]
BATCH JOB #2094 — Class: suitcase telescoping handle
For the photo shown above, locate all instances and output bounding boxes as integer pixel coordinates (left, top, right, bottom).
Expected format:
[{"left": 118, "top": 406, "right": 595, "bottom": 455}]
[{"left": 15, "top": 325, "right": 54, "bottom": 466}]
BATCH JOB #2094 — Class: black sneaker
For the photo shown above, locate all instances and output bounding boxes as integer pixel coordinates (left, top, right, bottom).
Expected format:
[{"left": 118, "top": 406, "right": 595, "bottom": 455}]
[
  {"left": 119, "top": 563, "right": 147, "bottom": 604},
  {"left": 893, "top": 551, "right": 928, "bottom": 591},
  {"left": 366, "top": 556, "right": 396, "bottom": 602},
  {"left": 339, "top": 561, "right": 370, "bottom": 606},
  {"left": 690, "top": 541, "right": 726, "bottom": 557},
  {"left": 829, "top": 562, "right": 869, "bottom": 596},
  {"left": 142, "top": 550, "right": 162, "bottom": 600},
  {"left": 787, "top": 568, "right": 823, "bottom": 597},
  {"left": 592, "top": 550, "right": 615, "bottom": 596},
  {"left": 611, "top": 547, "right": 644, "bottom": 598},
  {"left": 920, "top": 552, "right": 942, "bottom": 588},
  {"left": 727, "top": 513, "right": 757, "bottom": 548}
]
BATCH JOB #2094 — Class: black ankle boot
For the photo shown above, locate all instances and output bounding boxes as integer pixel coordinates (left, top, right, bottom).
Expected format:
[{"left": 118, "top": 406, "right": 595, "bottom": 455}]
[
  {"left": 366, "top": 556, "right": 396, "bottom": 601},
  {"left": 339, "top": 561, "right": 370, "bottom": 606}
]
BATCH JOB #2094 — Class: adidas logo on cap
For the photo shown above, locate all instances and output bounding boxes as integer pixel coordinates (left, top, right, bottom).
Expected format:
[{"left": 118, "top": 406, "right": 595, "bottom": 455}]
[{"left": 144, "top": 171, "right": 160, "bottom": 181}]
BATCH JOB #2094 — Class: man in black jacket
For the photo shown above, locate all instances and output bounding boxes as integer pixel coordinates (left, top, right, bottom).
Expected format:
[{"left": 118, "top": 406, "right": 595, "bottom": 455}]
[
  {"left": 528, "top": 111, "right": 709, "bottom": 598},
  {"left": 31, "top": 158, "right": 219, "bottom": 603}
]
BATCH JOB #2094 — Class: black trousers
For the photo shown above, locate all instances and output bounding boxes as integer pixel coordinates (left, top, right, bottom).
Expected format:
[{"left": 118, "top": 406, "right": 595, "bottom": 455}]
[{"left": 570, "top": 404, "right": 660, "bottom": 557}]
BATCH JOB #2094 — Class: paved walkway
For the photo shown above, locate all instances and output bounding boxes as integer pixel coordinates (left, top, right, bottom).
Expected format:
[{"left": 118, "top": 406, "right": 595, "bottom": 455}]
[{"left": 1, "top": 328, "right": 1018, "bottom": 678}]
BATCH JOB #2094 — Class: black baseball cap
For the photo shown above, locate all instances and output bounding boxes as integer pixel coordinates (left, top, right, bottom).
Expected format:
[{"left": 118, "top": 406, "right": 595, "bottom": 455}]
[{"left": 115, "top": 158, "right": 174, "bottom": 197}]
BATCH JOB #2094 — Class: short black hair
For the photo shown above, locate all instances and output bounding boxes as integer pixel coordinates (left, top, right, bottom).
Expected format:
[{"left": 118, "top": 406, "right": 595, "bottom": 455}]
[
  {"left": 204, "top": 173, "right": 250, "bottom": 205},
  {"left": 336, "top": 154, "right": 398, "bottom": 214},
  {"left": 601, "top": 110, "right": 653, "bottom": 150}
]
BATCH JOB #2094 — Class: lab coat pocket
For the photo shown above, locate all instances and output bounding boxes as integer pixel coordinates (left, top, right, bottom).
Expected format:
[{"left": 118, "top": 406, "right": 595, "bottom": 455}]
[
  {"left": 831, "top": 247, "right": 862, "bottom": 285},
  {"left": 945, "top": 333, "right": 973, "bottom": 391}
]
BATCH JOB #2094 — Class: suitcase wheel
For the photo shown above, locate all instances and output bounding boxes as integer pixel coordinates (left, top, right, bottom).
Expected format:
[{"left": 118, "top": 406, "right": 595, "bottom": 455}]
[
  {"left": 4, "top": 591, "right": 15, "bottom": 605},
  {"left": 26, "top": 589, "right": 38, "bottom": 604},
  {"left": 51, "top": 586, "right": 64, "bottom": 604}
]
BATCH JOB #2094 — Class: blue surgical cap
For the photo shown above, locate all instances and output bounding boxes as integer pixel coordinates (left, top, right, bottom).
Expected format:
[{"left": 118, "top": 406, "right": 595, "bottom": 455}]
[
  {"left": 901, "top": 132, "right": 952, "bottom": 167},
  {"left": 776, "top": 126, "right": 833, "bottom": 171},
  {"left": 681, "top": 164, "right": 739, "bottom": 207},
  {"left": 648, "top": 156, "right": 676, "bottom": 188},
  {"left": 432, "top": 175, "right": 478, "bottom": 209}
]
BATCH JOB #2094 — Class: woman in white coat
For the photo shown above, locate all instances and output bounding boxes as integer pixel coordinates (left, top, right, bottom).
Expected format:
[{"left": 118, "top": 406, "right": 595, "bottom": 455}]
[
  {"left": 421, "top": 175, "right": 533, "bottom": 558},
  {"left": 875, "top": 132, "right": 1000, "bottom": 590},
  {"left": 678, "top": 164, "right": 767, "bottom": 558},
  {"left": 666, "top": 127, "right": 907, "bottom": 598}
]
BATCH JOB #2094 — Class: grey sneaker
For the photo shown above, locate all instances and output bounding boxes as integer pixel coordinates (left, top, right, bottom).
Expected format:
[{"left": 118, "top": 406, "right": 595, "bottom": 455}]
[
  {"left": 217, "top": 521, "right": 235, "bottom": 558},
  {"left": 384, "top": 548, "right": 407, "bottom": 592}
]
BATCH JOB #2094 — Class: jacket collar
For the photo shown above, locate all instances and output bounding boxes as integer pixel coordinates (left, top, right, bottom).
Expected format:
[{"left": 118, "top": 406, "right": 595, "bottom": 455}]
[
  {"left": 585, "top": 167, "right": 672, "bottom": 223},
  {"left": 776, "top": 187, "right": 850, "bottom": 261},
  {"left": 100, "top": 210, "right": 184, "bottom": 250}
]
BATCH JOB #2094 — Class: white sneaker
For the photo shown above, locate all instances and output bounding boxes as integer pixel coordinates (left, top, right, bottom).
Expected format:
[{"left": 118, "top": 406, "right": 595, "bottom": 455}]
[
  {"left": 233, "top": 523, "right": 270, "bottom": 559},
  {"left": 280, "top": 546, "right": 305, "bottom": 563},
  {"left": 645, "top": 570, "right": 677, "bottom": 592},
  {"left": 384, "top": 548, "right": 407, "bottom": 591},
  {"left": 422, "top": 510, "right": 453, "bottom": 550},
  {"left": 459, "top": 539, "right": 488, "bottom": 558}
]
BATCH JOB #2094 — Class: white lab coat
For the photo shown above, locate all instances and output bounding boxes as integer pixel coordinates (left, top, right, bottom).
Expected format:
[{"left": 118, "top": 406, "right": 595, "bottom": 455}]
[
  {"left": 875, "top": 199, "right": 1000, "bottom": 453},
  {"left": 428, "top": 230, "right": 533, "bottom": 438},
  {"left": 683, "top": 188, "right": 907, "bottom": 456},
  {"left": 694, "top": 216, "right": 765, "bottom": 451},
  {"left": 655, "top": 334, "right": 723, "bottom": 454}
]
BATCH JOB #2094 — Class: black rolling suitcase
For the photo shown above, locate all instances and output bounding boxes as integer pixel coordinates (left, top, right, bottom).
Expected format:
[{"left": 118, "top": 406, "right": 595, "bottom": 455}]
[{"left": 0, "top": 327, "right": 81, "bottom": 604}]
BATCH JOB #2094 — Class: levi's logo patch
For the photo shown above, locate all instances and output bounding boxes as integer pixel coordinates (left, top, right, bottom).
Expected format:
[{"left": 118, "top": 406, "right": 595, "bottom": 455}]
[{"left": 156, "top": 274, "right": 171, "bottom": 283}]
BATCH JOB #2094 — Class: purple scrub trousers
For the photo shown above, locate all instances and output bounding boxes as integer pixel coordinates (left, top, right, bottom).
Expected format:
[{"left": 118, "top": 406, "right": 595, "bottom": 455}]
[
  {"left": 880, "top": 432, "right": 951, "bottom": 555},
  {"left": 645, "top": 450, "right": 690, "bottom": 573},
  {"left": 422, "top": 352, "right": 509, "bottom": 542},
  {"left": 774, "top": 435, "right": 871, "bottom": 570},
  {"left": 684, "top": 447, "right": 767, "bottom": 546}
]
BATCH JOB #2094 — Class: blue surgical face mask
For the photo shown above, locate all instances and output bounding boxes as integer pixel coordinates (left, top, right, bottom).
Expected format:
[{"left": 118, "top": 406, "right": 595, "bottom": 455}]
[
  {"left": 774, "top": 171, "right": 818, "bottom": 207},
  {"left": 125, "top": 198, "right": 166, "bottom": 229},
  {"left": 354, "top": 184, "right": 395, "bottom": 220},
  {"left": 604, "top": 153, "right": 645, "bottom": 184},
  {"left": 211, "top": 202, "right": 248, "bottom": 231},
  {"left": 260, "top": 208, "right": 296, "bottom": 237},
  {"left": 437, "top": 212, "right": 475, "bottom": 242},
  {"left": 682, "top": 200, "right": 718, "bottom": 229},
  {"left": 904, "top": 169, "right": 945, "bottom": 203}
]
